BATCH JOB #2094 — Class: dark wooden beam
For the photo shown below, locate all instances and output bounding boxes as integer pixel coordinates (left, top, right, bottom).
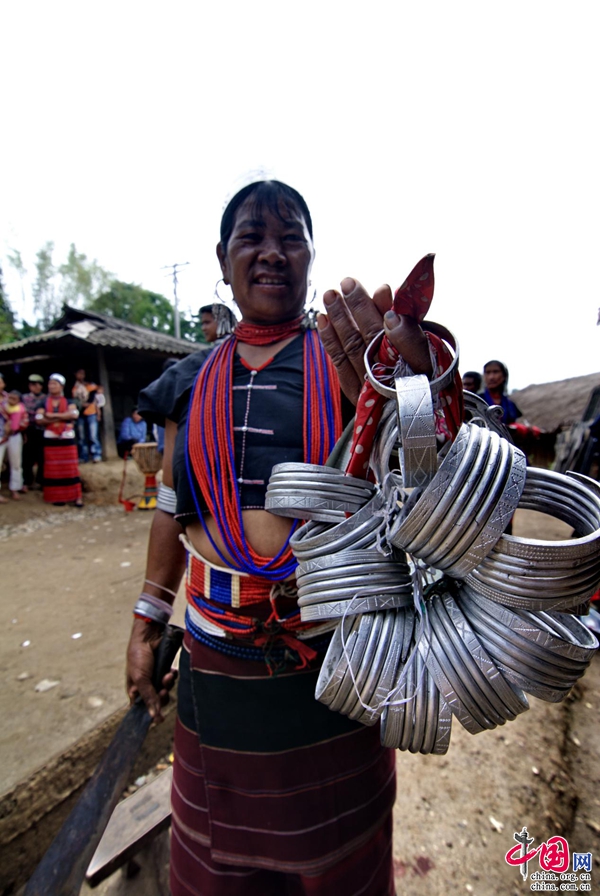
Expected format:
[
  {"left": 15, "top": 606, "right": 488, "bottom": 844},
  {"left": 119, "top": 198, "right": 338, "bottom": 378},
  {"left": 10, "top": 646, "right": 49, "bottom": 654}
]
[{"left": 97, "top": 346, "right": 118, "bottom": 459}]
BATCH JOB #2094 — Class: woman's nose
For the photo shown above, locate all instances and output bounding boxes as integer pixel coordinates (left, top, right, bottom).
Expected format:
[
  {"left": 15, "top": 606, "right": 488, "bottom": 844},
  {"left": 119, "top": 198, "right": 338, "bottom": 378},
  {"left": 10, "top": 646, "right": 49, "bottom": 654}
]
[{"left": 258, "top": 238, "right": 286, "bottom": 264}]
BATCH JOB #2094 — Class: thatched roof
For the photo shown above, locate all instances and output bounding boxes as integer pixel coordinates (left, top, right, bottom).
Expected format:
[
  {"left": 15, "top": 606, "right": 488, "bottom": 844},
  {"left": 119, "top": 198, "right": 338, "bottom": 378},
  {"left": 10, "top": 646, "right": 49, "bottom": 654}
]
[
  {"left": 511, "top": 372, "right": 600, "bottom": 431},
  {"left": 0, "top": 306, "right": 195, "bottom": 359}
]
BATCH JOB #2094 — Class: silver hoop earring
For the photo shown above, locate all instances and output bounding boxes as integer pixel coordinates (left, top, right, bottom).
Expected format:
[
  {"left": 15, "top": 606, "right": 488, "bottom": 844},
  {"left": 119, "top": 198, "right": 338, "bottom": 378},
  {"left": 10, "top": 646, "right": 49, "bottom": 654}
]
[{"left": 214, "top": 278, "right": 233, "bottom": 303}]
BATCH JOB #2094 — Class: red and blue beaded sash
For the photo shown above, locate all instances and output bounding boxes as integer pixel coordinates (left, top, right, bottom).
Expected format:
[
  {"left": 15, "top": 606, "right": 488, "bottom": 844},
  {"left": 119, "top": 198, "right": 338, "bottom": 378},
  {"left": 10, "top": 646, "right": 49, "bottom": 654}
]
[{"left": 185, "top": 328, "right": 342, "bottom": 583}]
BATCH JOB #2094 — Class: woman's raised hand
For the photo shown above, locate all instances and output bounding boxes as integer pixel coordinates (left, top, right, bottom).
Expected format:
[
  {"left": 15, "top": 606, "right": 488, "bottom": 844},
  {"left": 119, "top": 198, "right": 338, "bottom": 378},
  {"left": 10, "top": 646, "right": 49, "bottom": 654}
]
[{"left": 317, "top": 278, "right": 432, "bottom": 405}]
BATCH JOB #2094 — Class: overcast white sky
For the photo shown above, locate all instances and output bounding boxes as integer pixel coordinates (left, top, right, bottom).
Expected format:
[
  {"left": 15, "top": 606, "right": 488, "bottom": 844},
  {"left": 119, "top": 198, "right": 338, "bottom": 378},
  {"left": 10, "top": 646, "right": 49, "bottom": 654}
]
[{"left": 1, "top": 1, "right": 598, "bottom": 391}]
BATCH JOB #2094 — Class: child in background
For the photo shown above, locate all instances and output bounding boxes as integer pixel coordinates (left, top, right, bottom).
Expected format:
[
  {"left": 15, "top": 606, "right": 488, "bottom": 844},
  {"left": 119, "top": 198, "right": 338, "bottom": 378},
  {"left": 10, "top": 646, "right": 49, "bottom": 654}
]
[{"left": 0, "top": 390, "right": 28, "bottom": 499}]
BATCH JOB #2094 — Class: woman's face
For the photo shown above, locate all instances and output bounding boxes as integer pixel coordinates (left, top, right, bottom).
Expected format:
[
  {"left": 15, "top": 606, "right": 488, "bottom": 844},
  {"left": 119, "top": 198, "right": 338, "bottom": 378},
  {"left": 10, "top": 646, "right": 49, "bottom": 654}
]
[
  {"left": 217, "top": 196, "right": 314, "bottom": 325},
  {"left": 484, "top": 363, "right": 506, "bottom": 391},
  {"left": 48, "top": 379, "right": 63, "bottom": 396},
  {"left": 200, "top": 312, "right": 218, "bottom": 343}
]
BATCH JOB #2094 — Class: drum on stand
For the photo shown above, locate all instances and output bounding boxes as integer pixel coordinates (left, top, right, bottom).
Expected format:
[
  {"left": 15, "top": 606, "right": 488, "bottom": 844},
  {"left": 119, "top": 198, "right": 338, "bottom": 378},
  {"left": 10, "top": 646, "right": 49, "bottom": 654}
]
[{"left": 130, "top": 442, "right": 162, "bottom": 510}]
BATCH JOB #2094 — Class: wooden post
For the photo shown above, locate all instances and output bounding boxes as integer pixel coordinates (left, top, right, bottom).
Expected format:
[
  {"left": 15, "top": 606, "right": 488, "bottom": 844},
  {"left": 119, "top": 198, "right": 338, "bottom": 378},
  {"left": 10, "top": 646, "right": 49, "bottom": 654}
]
[{"left": 97, "top": 347, "right": 118, "bottom": 459}]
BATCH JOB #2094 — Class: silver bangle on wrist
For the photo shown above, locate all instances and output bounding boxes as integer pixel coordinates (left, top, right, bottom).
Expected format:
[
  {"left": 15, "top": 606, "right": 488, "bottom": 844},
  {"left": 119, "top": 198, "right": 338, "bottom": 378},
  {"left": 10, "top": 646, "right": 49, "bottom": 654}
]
[{"left": 134, "top": 592, "right": 174, "bottom": 625}]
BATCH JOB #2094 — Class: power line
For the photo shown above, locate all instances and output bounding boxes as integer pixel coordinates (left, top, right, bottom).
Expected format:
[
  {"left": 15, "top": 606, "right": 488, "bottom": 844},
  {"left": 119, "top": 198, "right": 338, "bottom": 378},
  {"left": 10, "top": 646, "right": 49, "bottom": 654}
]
[{"left": 162, "top": 262, "right": 190, "bottom": 339}]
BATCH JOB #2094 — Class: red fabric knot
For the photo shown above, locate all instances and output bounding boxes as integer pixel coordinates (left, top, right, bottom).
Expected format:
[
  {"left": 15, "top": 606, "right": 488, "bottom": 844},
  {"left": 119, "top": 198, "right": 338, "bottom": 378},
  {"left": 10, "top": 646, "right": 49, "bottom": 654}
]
[{"left": 345, "top": 254, "right": 463, "bottom": 479}]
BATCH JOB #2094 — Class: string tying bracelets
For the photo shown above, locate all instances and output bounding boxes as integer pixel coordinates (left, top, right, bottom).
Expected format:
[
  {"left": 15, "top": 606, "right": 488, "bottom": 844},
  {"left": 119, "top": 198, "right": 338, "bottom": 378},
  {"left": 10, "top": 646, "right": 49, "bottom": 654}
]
[
  {"left": 144, "top": 580, "right": 178, "bottom": 599},
  {"left": 134, "top": 593, "right": 174, "bottom": 625}
]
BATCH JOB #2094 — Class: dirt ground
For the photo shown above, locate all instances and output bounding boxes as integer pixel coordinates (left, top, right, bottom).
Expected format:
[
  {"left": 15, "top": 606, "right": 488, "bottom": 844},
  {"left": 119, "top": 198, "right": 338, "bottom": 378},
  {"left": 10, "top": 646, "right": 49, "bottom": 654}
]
[{"left": 1, "top": 461, "right": 599, "bottom": 895}]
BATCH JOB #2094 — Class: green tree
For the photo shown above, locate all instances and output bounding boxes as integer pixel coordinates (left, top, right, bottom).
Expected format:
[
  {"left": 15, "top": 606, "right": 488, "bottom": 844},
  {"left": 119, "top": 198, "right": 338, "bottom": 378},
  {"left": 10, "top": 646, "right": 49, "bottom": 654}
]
[
  {"left": 19, "top": 319, "right": 42, "bottom": 339},
  {"left": 32, "top": 241, "right": 59, "bottom": 329},
  {"left": 180, "top": 311, "right": 206, "bottom": 344},
  {"left": 8, "top": 242, "right": 114, "bottom": 330},
  {"left": 90, "top": 281, "right": 177, "bottom": 333},
  {"left": 59, "top": 243, "right": 113, "bottom": 308},
  {"left": 0, "top": 266, "right": 19, "bottom": 344}
]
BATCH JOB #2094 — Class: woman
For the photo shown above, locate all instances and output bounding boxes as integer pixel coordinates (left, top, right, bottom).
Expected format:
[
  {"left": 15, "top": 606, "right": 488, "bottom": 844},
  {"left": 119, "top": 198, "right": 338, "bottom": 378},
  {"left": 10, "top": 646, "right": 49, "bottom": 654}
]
[
  {"left": 0, "top": 374, "right": 9, "bottom": 503},
  {"left": 199, "top": 302, "right": 237, "bottom": 344},
  {"left": 35, "top": 374, "right": 83, "bottom": 506},
  {"left": 0, "top": 389, "right": 29, "bottom": 499},
  {"left": 117, "top": 407, "right": 147, "bottom": 458},
  {"left": 482, "top": 359, "right": 521, "bottom": 425},
  {"left": 127, "top": 179, "right": 434, "bottom": 896}
]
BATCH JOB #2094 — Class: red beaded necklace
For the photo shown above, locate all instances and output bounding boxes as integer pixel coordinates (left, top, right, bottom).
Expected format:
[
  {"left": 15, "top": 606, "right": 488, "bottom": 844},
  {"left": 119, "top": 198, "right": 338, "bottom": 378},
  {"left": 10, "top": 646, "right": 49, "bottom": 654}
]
[{"left": 234, "top": 314, "right": 304, "bottom": 345}]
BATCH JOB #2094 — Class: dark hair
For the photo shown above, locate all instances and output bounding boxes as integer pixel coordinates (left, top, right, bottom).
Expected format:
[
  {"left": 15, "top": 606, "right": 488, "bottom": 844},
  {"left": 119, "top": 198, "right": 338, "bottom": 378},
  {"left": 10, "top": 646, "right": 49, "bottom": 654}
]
[
  {"left": 484, "top": 359, "right": 509, "bottom": 392},
  {"left": 199, "top": 305, "right": 214, "bottom": 316},
  {"left": 462, "top": 370, "right": 482, "bottom": 391},
  {"left": 219, "top": 180, "right": 313, "bottom": 253}
]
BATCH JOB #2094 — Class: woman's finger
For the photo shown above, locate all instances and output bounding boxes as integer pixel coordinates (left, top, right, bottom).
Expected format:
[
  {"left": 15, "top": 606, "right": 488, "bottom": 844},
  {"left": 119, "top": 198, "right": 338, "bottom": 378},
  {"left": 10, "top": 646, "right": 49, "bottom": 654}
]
[
  {"left": 372, "top": 284, "right": 393, "bottom": 318},
  {"left": 322, "top": 287, "right": 371, "bottom": 387},
  {"left": 318, "top": 310, "right": 363, "bottom": 405},
  {"left": 338, "top": 278, "right": 385, "bottom": 346},
  {"left": 135, "top": 677, "right": 163, "bottom": 722},
  {"left": 383, "top": 313, "right": 432, "bottom": 376}
]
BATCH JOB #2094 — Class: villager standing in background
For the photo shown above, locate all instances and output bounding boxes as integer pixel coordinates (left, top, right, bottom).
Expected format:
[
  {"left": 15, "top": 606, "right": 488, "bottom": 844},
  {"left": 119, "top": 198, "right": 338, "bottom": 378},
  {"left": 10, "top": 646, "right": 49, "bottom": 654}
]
[
  {"left": 36, "top": 374, "right": 83, "bottom": 507},
  {"left": 482, "top": 359, "right": 522, "bottom": 424},
  {"left": 72, "top": 368, "right": 103, "bottom": 463},
  {"left": 22, "top": 373, "right": 46, "bottom": 489},
  {"left": 0, "top": 390, "right": 28, "bottom": 499},
  {"left": 199, "top": 302, "right": 238, "bottom": 344},
  {"left": 0, "top": 374, "right": 7, "bottom": 503},
  {"left": 118, "top": 408, "right": 147, "bottom": 458},
  {"left": 462, "top": 370, "right": 482, "bottom": 394}
]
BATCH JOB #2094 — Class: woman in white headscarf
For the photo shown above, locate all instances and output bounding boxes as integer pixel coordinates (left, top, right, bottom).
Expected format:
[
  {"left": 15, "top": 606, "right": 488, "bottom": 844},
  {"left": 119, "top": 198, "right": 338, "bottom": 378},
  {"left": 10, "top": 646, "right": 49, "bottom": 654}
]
[{"left": 35, "top": 374, "right": 83, "bottom": 506}]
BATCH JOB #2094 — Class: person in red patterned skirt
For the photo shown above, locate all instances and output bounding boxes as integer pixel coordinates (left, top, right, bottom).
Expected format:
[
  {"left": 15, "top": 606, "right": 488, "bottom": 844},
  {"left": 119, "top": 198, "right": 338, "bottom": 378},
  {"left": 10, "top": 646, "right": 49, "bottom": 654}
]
[
  {"left": 126, "top": 178, "right": 439, "bottom": 896},
  {"left": 35, "top": 374, "right": 83, "bottom": 507}
]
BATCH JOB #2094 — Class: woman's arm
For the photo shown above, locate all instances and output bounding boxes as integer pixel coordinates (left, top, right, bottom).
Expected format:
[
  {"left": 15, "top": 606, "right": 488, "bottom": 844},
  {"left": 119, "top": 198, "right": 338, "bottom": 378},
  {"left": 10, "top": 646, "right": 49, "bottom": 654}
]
[
  {"left": 35, "top": 403, "right": 79, "bottom": 424},
  {"left": 126, "top": 419, "right": 186, "bottom": 721}
]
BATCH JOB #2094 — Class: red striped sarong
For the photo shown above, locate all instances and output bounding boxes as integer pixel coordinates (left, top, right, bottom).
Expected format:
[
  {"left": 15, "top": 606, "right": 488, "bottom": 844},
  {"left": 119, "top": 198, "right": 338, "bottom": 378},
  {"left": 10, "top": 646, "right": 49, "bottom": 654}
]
[
  {"left": 43, "top": 441, "right": 82, "bottom": 504},
  {"left": 171, "top": 632, "right": 396, "bottom": 895}
]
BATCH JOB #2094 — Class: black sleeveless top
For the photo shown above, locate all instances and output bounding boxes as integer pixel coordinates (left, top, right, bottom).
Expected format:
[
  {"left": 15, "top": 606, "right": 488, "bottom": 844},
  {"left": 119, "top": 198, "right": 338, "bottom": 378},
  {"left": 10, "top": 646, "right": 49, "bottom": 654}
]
[{"left": 138, "top": 337, "right": 307, "bottom": 520}]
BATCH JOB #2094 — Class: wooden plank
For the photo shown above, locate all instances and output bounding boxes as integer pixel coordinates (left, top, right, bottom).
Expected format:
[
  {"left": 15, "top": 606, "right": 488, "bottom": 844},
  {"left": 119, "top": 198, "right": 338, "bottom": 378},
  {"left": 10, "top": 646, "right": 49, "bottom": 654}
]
[{"left": 86, "top": 767, "right": 172, "bottom": 888}]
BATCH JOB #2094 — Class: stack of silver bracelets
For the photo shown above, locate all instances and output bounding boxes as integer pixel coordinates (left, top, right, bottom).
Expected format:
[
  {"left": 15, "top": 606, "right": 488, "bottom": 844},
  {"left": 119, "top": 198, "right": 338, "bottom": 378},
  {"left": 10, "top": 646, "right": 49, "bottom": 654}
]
[{"left": 265, "top": 324, "right": 600, "bottom": 755}]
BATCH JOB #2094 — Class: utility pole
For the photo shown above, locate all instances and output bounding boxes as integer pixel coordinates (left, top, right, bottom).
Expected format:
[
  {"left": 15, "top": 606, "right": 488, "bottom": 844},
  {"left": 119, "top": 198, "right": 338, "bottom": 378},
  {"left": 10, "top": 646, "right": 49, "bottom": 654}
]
[{"left": 163, "top": 262, "right": 190, "bottom": 339}]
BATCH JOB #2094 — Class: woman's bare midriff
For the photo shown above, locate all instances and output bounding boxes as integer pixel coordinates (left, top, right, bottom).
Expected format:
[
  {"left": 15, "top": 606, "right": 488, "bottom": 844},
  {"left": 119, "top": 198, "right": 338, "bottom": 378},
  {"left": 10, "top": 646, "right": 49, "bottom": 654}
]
[{"left": 185, "top": 509, "right": 296, "bottom": 577}]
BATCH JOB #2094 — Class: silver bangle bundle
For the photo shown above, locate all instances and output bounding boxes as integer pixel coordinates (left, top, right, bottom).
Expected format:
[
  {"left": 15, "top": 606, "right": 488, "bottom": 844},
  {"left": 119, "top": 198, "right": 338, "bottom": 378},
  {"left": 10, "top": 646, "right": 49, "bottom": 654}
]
[
  {"left": 296, "top": 548, "right": 412, "bottom": 620},
  {"left": 465, "top": 468, "right": 600, "bottom": 609},
  {"left": 458, "top": 585, "right": 596, "bottom": 703},
  {"left": 263, "top": 311, "right": 600, "bottom": 757},
  {"left": 290, "top": 491, "right": 389, "bottom": 561},
  {"left": 156, "top": 483, "right": 177, "bottom": 514},
  {"left": 265, "top": 462, "right": 375, "bottom": 522},
  {"left": 134, "top": 592, "right": 174, "bottom": 625},
  {"left": 389, "top": 423, "right": 527, "bottom": 578}
]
